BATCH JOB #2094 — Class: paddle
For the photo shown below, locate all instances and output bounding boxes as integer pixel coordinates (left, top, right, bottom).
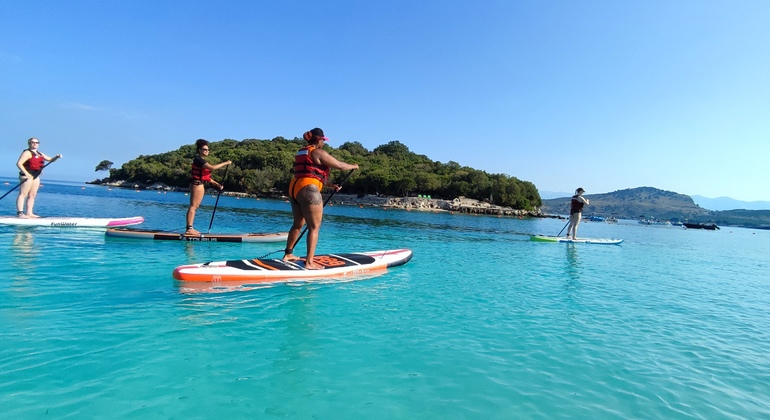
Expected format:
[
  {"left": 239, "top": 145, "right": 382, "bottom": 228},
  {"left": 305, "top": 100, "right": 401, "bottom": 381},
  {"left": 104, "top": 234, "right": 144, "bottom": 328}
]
[
  {"left": 556, "top": 219, "right": 570, "bottom": 237},
  {"left": 207, "top": 164, "right": 230, "bottom": 234},
  {"left": 258, "top": 168, "right": 356, "bottom": 259},
  {"left": 0, "top": 159, "right": 58, "bottom": 202}
]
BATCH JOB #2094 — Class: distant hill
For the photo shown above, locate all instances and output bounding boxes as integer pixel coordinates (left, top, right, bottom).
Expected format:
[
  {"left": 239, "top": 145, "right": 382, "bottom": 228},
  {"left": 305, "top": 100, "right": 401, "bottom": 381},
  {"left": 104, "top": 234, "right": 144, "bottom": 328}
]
[
  {"left": 540, "top": 187, "right": 770, "bottom": 229},
  {"left": 691, "top": 195, "right": 770, "bottom": 211},
  {"left": 540, "top": 187, "right": 709, "bottom": 220}
]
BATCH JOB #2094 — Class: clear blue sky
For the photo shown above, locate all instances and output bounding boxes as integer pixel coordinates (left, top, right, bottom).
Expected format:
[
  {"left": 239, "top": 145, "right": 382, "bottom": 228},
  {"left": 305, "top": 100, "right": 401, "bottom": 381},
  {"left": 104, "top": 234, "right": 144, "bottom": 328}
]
[{"left": 2, "top": 1, "right": 769, "bottom": 201}]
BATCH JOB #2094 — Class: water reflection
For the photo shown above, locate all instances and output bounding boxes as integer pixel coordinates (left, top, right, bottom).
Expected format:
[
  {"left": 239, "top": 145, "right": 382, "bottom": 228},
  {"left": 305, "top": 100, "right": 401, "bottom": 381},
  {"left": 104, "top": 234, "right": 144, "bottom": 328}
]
[
  {"left": 11, "top": 229, "right": 36, "bottom": 283},
  {"left": 564, "top": 243, "right": 581, "bottom": 279}
]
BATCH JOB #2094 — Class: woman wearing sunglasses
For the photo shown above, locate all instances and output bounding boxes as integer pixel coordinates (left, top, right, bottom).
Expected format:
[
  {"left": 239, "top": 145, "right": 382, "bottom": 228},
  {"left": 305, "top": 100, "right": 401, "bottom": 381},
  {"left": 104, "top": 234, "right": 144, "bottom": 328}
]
[
  {"left": 16, "top": 137, "right": 62, "bottom": 218},
  {"left": 185, "top": 139, "right": 231, "bottom": 235}
]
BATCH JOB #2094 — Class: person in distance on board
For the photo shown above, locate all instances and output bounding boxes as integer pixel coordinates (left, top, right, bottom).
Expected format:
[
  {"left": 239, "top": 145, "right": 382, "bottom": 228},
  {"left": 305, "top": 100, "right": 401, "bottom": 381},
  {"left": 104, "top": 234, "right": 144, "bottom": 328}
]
[
  {"left": 566, "top": 187, "right": 590, "bottom": 240},
  {"left": 283, "top": 128, "right": 359, "bottom": 269},
  {"left": 185, "top": 139, "right": 231, "bottom": 235},
  {"left": 16, "top": 137, "right": 62, "bottom": 218}
]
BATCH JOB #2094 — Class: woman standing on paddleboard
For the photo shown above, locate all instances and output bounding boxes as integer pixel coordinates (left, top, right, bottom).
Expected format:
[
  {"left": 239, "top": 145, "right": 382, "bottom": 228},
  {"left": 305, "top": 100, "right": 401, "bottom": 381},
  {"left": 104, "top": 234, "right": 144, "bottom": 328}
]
[
  {"left": 283, "top": 128, "right": 358, "bottom": 269},
  {"left": 566, "top": 187, "right": 589, "bottom": 240},
  {"left": 16, "top": 137, "right": 62, "bottom": 218},
  {"left": 185, "top": 139, "right": 231, "bottom": 235}
]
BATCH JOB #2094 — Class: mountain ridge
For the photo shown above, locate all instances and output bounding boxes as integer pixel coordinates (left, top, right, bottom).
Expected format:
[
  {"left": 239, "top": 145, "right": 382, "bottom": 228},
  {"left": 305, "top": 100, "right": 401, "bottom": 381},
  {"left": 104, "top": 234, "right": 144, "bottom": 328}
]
[{"left": 539, "top": 186, "right": 770, "bottom": 229}]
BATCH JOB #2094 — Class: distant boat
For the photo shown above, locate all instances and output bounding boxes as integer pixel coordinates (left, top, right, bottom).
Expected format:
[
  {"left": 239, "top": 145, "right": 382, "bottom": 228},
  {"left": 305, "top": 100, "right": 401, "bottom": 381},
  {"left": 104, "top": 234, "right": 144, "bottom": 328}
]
[
  {"left": 606, "top": 213, "right": 619, "bottom": 224},
  {"left": 683, "top": 222, "right": 719, "bottom": 230},
  {"left": 639, "top": 217, "right": 671, "bottom": 226}
]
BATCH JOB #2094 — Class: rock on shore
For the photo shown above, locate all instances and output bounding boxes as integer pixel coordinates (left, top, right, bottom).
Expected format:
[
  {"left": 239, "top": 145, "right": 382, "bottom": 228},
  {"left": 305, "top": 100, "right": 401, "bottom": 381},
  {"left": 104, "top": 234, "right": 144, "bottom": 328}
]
[{"left": 327, "top": 194, "right": 551, "bottom": 218}]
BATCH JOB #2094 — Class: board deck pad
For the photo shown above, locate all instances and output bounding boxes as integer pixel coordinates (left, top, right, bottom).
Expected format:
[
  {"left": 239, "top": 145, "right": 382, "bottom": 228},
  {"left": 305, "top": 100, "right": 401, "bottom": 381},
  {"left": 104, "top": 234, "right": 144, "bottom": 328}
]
[
  {"left": 172, "top": 249, "right": 413, "bottom": 284},
  {"left": 0, "top": 216, "right": 144, "bottom": 227},
  {"left": 530, "top": 235, "right": 623, "bottom": 245},
  {"left": 106, "top": 228, "right": 288, "bottom": 243}
]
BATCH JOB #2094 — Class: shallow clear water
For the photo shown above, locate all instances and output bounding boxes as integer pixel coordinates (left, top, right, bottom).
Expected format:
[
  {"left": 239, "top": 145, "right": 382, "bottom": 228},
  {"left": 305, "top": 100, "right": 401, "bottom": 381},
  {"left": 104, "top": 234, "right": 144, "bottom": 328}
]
[{"left": 1, "top": 178, "right": 769, "bottom": 418}]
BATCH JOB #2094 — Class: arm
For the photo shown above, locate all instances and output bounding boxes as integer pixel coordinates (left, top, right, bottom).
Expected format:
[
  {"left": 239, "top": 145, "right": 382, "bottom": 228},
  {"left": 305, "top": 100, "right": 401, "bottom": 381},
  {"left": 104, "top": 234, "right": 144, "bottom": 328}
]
[
  {"left": 16, "top": 151, "right": 32, "bottom": 178},
  {"left": 202, "top": 160, "right": 232, "bottom": 171},
  {"left": 39, "top": 152, "right": 62, "bottom": 161},
  {"left": 313, "top": 149, "right": 358, "bottom": 172},
  {"left": 581, "top": 197, "right": 590, "bottom": 205}
]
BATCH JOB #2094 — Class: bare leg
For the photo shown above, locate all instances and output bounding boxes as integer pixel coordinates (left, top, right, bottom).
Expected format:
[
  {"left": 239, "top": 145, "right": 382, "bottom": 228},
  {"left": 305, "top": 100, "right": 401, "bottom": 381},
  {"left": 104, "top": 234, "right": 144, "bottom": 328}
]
[
  {"left": 16, "top": 176, "right": 32, "bottom": 218},
  {"left": 23, "top": 178, "right": 41, "bottom": 217},
  {"left": 185, "top": 184, "right": 204, "bottom": 235},
  {"left": 296, "top": 185, "right": 324, "bottom": 270},
  {"left": 282, "top": 199, "right": 304, "bottom": 262},
  {"left": 569, "top": 213, "right": 582, "bottom": 239}
]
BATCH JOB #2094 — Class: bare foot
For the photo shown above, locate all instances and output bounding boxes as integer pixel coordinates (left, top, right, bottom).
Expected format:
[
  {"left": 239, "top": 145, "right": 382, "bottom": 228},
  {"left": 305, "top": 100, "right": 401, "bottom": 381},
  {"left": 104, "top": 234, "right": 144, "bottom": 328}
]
[
  {"left": 184, "top": 228, "right": 201, "bottom": 236},
  {"left": 17, "top": 212, "right": 28, "bottom": 219},
  {"left": 282, "top": 254, "right": 301, "bottom": 262},
  {"left": 304, "top": 261, "right": 325, "bottom": 270},
  {"left": 27, "top": 213, "right": 41, "bottom": 218}
]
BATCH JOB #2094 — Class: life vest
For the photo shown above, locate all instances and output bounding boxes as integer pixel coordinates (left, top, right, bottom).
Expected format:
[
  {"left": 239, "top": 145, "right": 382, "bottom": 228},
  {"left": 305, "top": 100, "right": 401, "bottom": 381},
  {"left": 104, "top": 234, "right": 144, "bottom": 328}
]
[
  {"left": 570, "top": 195, "right": 585, "bottom": 214},
  {"left": 293, "top": 146, "right": 329, "bottom": 183},
  {"left": 190, "top": 156, "right": 212, "bottom": 182},
  {"left": 24, "top": 150, "right": 46, "bottom": 172}
]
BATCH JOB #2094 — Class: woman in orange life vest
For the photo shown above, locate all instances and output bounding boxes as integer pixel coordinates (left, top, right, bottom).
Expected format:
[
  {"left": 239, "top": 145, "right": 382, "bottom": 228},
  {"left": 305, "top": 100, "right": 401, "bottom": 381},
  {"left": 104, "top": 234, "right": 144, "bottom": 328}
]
[
  {"left": 566, "top": 187, "right": 590, "bottom": 240},
  {"left": 185, "top": 139, "right": 232, "bottom": 235},
  {"left": 15, "top": 137, "right": 62, "bottom": 218},
  {"left": 283, "top": 128, "right": 359, "bottom": 269}
]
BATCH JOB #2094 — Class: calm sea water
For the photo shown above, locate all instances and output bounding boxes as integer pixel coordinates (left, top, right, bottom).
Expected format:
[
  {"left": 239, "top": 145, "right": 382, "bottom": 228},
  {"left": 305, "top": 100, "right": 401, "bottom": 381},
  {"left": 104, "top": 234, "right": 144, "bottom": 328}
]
[{"left": 1, "top": 178, "right": 769, "bottom": 419}]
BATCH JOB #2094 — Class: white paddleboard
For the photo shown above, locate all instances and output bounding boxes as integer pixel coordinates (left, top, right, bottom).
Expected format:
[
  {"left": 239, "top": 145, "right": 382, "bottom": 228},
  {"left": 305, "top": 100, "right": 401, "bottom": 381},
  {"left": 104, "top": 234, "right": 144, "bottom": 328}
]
[
  {"left": 530, "top": 235, "right": 623, "bottom": 245},
  {"left": 0, "top": 216, "right": 144, "bottom": 228},
  {"left": 173, "top": 249, "right": 413, "bottom": 283}
]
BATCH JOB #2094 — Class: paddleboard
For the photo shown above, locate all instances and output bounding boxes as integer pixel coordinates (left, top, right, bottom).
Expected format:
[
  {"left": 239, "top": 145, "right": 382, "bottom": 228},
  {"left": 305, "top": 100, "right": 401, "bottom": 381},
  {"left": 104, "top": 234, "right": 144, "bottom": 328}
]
[
  {"left": 106, "top": 228, "right": 288, "bottom": 243},
  {"left": 0, "top": 216, "right": 144, "bottom": 228},
  {"left": 172, "top": 248, "right": 413, "bottom": 283},
  {"left": 530, "top": 235, "right": 623, "bottom": 245}
]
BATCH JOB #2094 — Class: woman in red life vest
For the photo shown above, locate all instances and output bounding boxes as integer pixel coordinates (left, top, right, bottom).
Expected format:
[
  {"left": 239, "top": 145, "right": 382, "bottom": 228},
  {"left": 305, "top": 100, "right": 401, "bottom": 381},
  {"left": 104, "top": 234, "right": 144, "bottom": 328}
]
[
  {"left": 566, "top": 187, "right": 590, "bottom": 240},
  {"left": 185, "top": 139, "right": 231, "bottom": 235},
  {"left": 283, "top": 128, "right": 359, "bottom": 269},
  {"left": 15, "top": 137, "right": 62, "bottom": 218}
]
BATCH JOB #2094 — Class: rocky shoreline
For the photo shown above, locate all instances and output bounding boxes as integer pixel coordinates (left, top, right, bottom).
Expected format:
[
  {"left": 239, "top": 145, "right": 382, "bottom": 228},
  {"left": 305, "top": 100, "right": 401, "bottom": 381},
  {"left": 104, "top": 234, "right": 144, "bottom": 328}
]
[{"left": 88, "top": 179, "right": 558, "bottom": 219}]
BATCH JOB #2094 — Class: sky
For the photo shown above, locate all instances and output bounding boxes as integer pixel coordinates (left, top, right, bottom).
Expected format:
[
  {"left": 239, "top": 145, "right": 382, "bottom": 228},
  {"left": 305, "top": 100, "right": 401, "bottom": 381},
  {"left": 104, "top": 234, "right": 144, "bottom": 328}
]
[{"left": 2, "top": 1, "right": 769, "bottom": 201}]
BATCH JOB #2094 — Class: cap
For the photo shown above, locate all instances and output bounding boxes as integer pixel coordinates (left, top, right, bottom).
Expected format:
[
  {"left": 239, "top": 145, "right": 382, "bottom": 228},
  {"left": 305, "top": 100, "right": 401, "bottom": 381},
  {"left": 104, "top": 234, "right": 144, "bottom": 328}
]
[
  {"left": 303, "top": 127, "right": 329, "bottom": 143},
  {"left": 576, "top": 187, "right": 585, "bottom": 193}
]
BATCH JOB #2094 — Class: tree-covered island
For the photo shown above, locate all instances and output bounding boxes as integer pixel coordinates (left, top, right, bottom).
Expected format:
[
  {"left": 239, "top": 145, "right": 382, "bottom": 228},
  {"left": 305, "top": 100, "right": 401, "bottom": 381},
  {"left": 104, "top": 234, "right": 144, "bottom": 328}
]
[{"left": 95, "top": 136, "right": 543, "bottom": 211}]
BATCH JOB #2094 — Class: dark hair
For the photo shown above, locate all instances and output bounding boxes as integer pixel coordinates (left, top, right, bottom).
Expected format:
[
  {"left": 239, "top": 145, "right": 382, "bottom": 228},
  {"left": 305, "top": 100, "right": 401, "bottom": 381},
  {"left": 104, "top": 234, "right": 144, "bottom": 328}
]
[
  {"left": 195, "top": 139, "right": 209, "bottom": 150},
  {"left": 303, "top": 127, "right": 325, "bottom": 143},
  {"left": 576, "top": 187, "right": 585, "bottom": 193}
]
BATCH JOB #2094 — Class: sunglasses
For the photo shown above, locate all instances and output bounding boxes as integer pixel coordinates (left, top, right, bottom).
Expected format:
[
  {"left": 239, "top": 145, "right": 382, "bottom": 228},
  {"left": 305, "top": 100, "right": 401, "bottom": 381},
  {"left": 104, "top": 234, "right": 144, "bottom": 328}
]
[
  {"left": 200, "top": 148, "right": 210, "bottom": 151},
  {"left": 30, "top": 141, "right": 40, "bottom": 144}
]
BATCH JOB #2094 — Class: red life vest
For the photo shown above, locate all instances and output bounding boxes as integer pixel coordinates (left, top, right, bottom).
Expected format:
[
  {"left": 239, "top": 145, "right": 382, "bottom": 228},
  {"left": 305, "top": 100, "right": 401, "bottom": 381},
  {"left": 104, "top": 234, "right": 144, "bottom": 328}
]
[
  {"left": 190, "top": 156, "right": 212, "bottom": 182},
  {"left": 24, "top": 150, "right": 46, "bottom": 171},
  {"left": 293, "top": 146, "right": 329, "bottom": 183}
]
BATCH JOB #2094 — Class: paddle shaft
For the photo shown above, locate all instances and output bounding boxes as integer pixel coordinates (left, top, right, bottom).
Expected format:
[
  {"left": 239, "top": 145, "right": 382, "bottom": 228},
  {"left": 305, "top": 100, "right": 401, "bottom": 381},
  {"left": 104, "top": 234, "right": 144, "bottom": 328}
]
[
  {"left": 557, "top": 219, "right": 570, "bottom": 237},
  {"left": 0, "top": 159, "right": 57, "bottom": 202},
  {"left": 207, "top": 164, "right": 230, "bottom": 233},
  {"left": 289, "top": 168, "right": 356, "bottom": 251}
]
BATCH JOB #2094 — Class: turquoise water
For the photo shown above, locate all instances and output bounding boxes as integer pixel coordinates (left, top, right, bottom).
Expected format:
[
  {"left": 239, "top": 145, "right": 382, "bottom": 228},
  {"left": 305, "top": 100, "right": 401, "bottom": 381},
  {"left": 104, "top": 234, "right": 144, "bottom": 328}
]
[{"left": 1, "top": 179, "right": 769, "bottom": 418}]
